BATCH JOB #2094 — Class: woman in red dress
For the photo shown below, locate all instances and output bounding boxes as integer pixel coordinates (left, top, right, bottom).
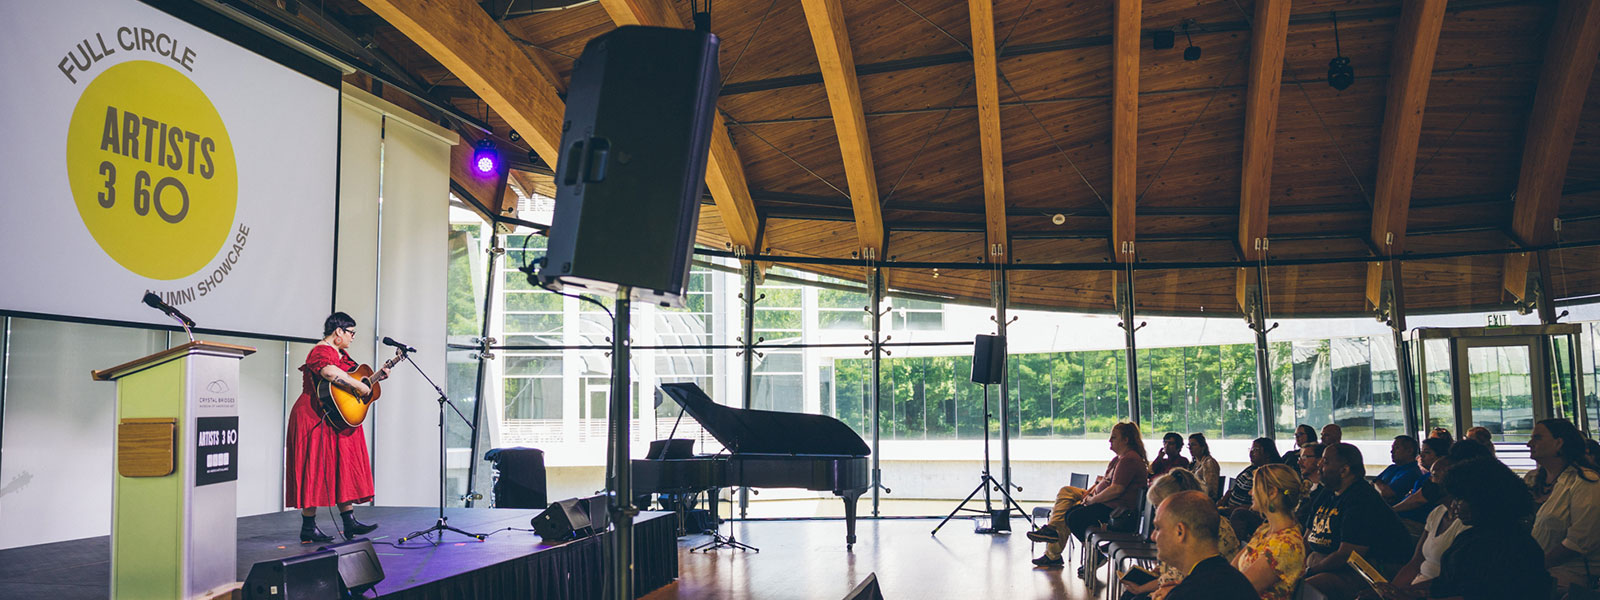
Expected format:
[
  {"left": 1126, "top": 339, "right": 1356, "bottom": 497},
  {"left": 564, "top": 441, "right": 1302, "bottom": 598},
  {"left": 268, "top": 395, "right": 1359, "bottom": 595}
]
[{"left": 285, "top": 312, "right": 384, "bottom": 542}]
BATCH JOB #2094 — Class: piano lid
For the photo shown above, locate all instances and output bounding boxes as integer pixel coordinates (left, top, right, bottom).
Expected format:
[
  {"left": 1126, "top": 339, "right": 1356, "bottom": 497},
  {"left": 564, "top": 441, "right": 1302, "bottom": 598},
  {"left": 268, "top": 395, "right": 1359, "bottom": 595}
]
[{"left": 659, "top": 382, "right": 870, "bottom": 457}]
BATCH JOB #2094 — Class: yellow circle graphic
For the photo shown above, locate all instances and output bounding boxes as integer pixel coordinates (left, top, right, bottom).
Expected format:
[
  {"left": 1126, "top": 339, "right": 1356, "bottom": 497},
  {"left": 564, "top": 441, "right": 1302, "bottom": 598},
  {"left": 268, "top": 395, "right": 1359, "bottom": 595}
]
[{"left": 66, "top": 60, "right": 237, "bottom": 280}]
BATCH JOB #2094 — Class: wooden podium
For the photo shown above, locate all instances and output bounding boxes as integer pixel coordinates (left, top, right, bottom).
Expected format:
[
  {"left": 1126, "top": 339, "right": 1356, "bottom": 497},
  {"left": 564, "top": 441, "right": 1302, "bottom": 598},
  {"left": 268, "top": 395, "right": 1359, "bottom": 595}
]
[{"left": 94, "top": 341, "right": 256, "bottom": 599}]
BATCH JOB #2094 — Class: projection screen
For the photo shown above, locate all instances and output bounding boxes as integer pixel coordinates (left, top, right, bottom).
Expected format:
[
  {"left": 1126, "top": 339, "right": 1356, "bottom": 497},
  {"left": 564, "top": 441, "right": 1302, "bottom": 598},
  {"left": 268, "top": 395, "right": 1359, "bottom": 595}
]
[{"left": 0, "top": 0, "right": 342, "bottom": 341}]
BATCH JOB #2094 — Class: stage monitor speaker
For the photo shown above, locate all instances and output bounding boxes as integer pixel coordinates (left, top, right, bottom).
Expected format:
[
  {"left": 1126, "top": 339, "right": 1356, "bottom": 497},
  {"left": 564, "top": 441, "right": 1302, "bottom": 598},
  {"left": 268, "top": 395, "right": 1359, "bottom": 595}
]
[
  {"left": 971, "top": 334, "right": 1006, "bottom": 384},
  {"left": 318, "top": 538, "right": 385, "bottom": 596},
  {"left": 531, "top": 498, "right": 593, "bottom": 542},
  {"left": 841, "top": 573, "right": 884, "bottom": 600},
  {"left": 243, "top": 549, "right": 340, "bottom": 600},
  {"left": 580, "top": 493, "right": 611, "bottom": 532},
  {"left": 540, "top": 26, "right": 720, "bottom": 308}
]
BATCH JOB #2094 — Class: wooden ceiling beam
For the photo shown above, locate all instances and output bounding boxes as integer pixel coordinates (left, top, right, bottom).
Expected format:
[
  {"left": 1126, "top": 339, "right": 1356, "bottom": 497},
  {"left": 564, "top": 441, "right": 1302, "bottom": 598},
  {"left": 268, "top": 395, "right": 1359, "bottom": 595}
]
[
  {"left": 1111, "top": 0, "right": 1139, "bottom": 263},
  {"left": 1368, "top": 0, "right": 1448, "bottom": 261},
  {"left": 1504, "top": 0, "right": 1600, "bottom": 301},
  {"left": 355, "top": 0, "right": 564, "bottom": 166},
  {"left": 800, "top": 0, "right": 884, "bottom": 257},
  {"left": 969, "top": 0, "right": 1007, "bottom": 264},
  {"left": 598, "top": 0, "right": 762, "bottom": 253},
  {"left": 1238, "top": 0, "right": 1292, "bottom": 262}
]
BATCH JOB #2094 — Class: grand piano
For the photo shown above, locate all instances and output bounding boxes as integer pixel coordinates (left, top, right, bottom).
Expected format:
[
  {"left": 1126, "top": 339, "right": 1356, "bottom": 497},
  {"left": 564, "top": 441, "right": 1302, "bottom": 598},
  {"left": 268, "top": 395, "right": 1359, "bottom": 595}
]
[{"left": 631, "top": 382, "right": 871, "bottom": 548}]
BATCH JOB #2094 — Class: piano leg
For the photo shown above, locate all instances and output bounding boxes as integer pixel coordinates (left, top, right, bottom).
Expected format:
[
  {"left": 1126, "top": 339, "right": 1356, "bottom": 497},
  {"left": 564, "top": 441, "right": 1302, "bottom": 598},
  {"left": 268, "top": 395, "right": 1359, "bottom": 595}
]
[{"left": 840, "top": 490, "right": 864, "bottom": 549}]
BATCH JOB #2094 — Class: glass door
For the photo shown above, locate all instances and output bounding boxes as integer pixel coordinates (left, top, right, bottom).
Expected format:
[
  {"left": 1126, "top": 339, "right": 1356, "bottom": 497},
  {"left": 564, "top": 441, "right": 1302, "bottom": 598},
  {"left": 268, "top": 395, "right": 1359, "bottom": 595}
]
[{"left": 1455, "top": 339, "right": 1543, "bottom": 443}]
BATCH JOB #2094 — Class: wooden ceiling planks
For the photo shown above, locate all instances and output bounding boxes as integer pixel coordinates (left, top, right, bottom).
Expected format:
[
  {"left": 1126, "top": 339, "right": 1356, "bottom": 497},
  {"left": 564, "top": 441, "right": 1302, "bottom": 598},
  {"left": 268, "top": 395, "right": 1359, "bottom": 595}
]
[{"left": 310, "top": 0, "right": 1600, "bottom": 316}]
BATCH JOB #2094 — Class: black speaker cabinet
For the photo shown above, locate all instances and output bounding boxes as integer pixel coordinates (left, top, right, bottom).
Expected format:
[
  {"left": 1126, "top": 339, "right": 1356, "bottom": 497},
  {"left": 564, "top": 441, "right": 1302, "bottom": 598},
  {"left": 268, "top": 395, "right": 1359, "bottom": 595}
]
[
  {"left": 243, "top": 549, "right": 340, "bottom": 600},
  {"left": 484, "top": 447, "right": 547, "bottom": 509},
  {"left": 971, "top": 334, "right": 1006, "bottom": 384},
  {"left": 541, "top": 26, "right": 720, "bottom": 308},
  {"left": 531, "top": 498, "right": 593, "bottom": 542},
  {"left": 318, "top": 538, "right": 385, "bottom": 596},
  {"left": 580, "top": 493, "right": 611, "bottom": 532},
  {"left": 841, "top": 573, "right": 884, "bottom": 600}
]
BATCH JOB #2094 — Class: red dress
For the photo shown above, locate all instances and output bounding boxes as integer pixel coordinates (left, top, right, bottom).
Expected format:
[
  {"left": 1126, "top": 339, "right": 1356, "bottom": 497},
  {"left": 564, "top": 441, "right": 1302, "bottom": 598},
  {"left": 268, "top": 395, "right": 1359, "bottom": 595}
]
[{"left": 284, "top": 345, "right": 375, "bottom": 508}]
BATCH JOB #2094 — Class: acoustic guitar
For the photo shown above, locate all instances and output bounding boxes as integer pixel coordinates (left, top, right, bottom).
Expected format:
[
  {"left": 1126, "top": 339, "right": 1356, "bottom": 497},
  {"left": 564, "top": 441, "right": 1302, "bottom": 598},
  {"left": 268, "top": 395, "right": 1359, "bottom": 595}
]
[{"left": 316, "top": 349, "right": 406, "bottom": 430}]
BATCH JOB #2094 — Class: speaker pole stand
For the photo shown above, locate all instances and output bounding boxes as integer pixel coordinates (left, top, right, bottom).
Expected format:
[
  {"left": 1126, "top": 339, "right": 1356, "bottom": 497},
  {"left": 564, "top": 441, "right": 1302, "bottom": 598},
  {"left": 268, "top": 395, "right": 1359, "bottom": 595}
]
[
  {"left": 606, "top": 287, "right": 639, "bottom": 600},
  {"left": 931, "top": 381, "right": 1033, "bottom": 535},
  {"left": 398, "top": 352, "right": 486, "bottom": 544}
]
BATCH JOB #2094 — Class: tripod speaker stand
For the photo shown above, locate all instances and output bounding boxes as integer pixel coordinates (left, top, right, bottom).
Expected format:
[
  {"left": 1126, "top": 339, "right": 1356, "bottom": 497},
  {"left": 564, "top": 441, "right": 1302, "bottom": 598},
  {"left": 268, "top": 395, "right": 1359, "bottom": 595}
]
[{"left": 932, "top": 335, "right": 1032, "bottom": 535}]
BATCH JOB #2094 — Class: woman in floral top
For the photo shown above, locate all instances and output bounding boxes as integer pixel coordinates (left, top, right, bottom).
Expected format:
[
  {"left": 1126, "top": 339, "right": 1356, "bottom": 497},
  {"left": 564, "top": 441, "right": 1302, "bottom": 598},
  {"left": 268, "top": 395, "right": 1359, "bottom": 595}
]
[{"left": 1231, "top": 464, "right": 1306, "bottom": 600}]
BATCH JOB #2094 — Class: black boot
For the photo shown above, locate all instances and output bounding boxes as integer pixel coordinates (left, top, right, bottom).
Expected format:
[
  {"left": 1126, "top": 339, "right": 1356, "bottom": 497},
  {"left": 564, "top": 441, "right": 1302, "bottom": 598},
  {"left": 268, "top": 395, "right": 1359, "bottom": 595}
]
[
  {"left": 300, "top": 514, "right": 334, "bottom": 544},
  {"left": 341, "top": 510, "right": 378, "bottom": 539}
]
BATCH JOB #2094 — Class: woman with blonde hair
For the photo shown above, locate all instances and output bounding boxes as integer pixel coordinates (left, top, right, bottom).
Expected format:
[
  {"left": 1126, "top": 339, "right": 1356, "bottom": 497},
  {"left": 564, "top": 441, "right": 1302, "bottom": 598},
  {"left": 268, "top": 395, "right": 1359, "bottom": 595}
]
[{"left": 1230, "top": 463, "right": 1306, "bottom": 600}]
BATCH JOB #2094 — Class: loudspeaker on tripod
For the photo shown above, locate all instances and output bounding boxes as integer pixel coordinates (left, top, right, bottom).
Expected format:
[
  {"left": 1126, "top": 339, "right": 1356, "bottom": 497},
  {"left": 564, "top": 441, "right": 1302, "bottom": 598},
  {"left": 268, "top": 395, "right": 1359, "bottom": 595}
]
[
  {"left": 971, "top": 334, "right": 1005, "bottom": 384},
  {"left": 539, "top": 26, "right": 721, "bottom": 308}
]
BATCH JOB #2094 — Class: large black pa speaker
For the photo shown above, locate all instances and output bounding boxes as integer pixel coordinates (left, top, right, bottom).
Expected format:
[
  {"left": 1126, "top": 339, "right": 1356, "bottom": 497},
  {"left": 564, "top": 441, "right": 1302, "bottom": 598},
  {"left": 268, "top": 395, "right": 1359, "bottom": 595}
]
[
  {"left": 540, "top": 26, "right": 720, "bottom": 308},
  {"left": 319, "top": 538, "right": 385, "bottom": 596},
  {"left": 580, "top": 493, "right": 611, "bottom": 532},
  {"left": 531, "top": 498, "right": 593, "bottom": 542},
  {"left": 243, "top": 549, "right": 340, "bottom": 599},
  {"left": 971, "top": 334, "right": 1006, "bottom": 384}
]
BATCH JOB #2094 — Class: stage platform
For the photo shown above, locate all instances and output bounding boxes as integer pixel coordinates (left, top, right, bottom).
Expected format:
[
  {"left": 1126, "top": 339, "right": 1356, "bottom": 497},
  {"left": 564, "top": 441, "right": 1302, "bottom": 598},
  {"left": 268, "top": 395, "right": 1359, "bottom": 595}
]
[{"left": 0, "top": 506, "right": 677, "bottom": 599}]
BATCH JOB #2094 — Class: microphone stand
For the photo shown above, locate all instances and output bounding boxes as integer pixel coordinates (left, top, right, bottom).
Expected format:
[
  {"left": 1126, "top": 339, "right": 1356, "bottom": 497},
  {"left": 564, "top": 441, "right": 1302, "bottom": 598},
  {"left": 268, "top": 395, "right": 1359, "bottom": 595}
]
[{"left": 397, "top": 350, "right": 486, "bottom": 544}]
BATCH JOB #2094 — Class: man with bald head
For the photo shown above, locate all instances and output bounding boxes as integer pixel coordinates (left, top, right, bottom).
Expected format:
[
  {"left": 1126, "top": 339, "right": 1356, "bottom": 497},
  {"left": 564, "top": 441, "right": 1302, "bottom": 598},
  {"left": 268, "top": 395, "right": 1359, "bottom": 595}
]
[
  {"left": 1153, "top": 491, "right": 1257, "bottom": 600},
  {"left": 1320, "top": 423, "right": 1343, "bottom": 447}
]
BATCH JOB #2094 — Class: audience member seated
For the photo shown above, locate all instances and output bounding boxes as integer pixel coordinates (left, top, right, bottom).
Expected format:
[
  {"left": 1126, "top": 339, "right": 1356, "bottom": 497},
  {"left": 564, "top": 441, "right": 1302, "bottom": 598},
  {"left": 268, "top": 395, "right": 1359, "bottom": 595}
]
[
  {"left": 1301, "top": 443, "right": 1412, "bottom": 600},
  {"left": 1152, "top": 432, "right": 1192, "bottom": 477},
  {"left": 1230, "top": 464, "right": 1306, "bottom": 600},
  {"left": 1427, "top": 427, "right": 1451, "bottom": 441},
  {"left": 1586, "top": 438, "right": 1600, "bottom": 472},
  {"left": 1321, "top": 424, "right": 1343, "bottom": 447},
  {"left": 1284, "top": 425, "right": 1317, "bottom": 473},
  {"left": 1393, "top": 437, "right": 1451, "bottom": 525},
  {"left": 1295, "top": 443, "right": 1326, "bottom": 525},
  {"left": 1373, "top": 435, "right": 1423, "bottom": 505},
  {"left": 1528, "top": 418, "right": 1600, "bottom": 597},
  {"left": 1378, "top": 457, "right": 1464, "bottom": 599},
  {"left": 1189, "top": 432, "right": 1222, "bottom": 501},
  {"left": 1222, "top": 438, "right": 1280, "bottom": 538},
  {"left": 1464, "top": 426, "right": 1495, "bottom": 458},
  {"left": 1029, "top": 422, "right": 1149, "bottom": 568},
  {"left": 1154, "top": 491, "right": 1259, "bottom": 600},
  {"left": 1121, "top": 469, "right": 1241, "bottom": 600},
  {"left": 1387, "top": 457, "right": 1551, "bottom": 600}
]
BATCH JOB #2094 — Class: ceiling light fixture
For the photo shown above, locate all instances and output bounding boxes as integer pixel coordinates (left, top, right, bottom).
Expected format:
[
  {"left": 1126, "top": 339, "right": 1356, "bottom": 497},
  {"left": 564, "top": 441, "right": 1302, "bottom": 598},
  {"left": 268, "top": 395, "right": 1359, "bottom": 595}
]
[
  {"left": 473, "top": 139, "right": 499, "bottom": 174},
  {"left": 1181, "top": 20, "right": 1201, "bottom": 61},
  {"left": 1327, "top": 11, "right": 1354, "bottom": 90}
]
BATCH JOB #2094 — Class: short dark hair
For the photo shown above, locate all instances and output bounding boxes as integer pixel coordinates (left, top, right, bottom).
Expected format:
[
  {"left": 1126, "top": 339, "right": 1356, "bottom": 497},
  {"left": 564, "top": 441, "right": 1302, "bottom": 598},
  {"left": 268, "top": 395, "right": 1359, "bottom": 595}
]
[
  {"left": 1164, "top": 432, "right": 1184, "bottom": 444},
  {"left": 1421, "top": 436, "right": 1452, "bottom": 458},
  {"left": 1252, "top": 437, "right": 1282, "bottom": 463},
  {"left": 1300, "top": 442, "right": 1325, "bottom": 457},
  {"left": 1328, "top": 442, "right": 1365, "bottom": 478},
  {"left": 323, "top": 312, "right": 356, "bottom": 337},
  {"left": 1393, "top": 435, "right": 1419, "bottom": 455},
  {"left": 1188, "top": 432, "right": 1212, "bottom": 459},
  {"left": 1444, "top": 458, "right": 1533, "bottom": 527},
  {"left": 1447, "top": 437, "right": 1491, "bottom": 462}
]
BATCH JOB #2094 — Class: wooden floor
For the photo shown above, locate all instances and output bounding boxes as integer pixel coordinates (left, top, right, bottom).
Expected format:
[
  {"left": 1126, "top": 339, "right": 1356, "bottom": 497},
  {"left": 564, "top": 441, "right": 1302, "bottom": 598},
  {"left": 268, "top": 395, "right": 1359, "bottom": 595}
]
[{"left": 641, "top": 517, "right": 1098, "bottom": 600}]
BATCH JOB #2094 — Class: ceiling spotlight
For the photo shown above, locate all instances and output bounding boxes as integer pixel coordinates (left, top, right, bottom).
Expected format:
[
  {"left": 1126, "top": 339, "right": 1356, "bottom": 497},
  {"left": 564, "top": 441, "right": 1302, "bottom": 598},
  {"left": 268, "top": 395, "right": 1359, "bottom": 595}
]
[
  {"left": 473, "top": 139, "right": 499, "bottom": 174},
  {"left": 1181, "top": 20, "right": 1201, "bottom": 61},
  {"left": 508, "top": 130, "right": 521, "bottom": 142},
  {"left": 1051, "top": 213, "right": 1067, "bottom": 225},
  {"left": 1327, "top": 11, "right": 1354, "bottom": 90}
]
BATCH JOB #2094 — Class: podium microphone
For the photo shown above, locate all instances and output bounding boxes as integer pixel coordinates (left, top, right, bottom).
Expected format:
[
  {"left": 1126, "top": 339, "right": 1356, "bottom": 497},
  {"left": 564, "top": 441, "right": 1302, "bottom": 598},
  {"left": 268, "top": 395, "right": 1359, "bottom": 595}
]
[
  {"left": 142, "top": 292, "right": 196, "bottom": 328},
  {"left": 382, "top": 337, "right": 417, "bottom": 353}
]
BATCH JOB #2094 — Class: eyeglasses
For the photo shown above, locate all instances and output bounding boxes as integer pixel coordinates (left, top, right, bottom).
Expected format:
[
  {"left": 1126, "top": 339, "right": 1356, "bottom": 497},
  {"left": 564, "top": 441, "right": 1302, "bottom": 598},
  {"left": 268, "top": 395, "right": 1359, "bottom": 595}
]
[{"left": 340, "top": 328, "right": 356, "bottom": 336}]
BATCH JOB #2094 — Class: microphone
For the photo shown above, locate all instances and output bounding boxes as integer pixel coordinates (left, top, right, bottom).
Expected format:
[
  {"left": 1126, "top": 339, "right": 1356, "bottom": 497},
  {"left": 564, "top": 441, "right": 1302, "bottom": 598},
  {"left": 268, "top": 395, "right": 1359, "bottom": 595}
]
[
  {"left": 142, "top": 292, "right": 195, "bottom": 327},
  {"left": 382, "top": 337, "right": 416, "bottom": 353}
]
